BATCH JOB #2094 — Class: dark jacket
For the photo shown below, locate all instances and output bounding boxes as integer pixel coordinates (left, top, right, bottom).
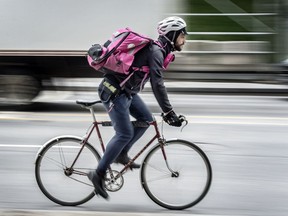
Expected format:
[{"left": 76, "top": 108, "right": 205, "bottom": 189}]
[{"left": 104, "top": 36, "right": 173, "bottom": 113}]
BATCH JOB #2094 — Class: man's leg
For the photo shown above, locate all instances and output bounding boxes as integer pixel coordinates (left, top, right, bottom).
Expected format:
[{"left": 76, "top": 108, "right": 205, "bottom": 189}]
[
  {"left": 119, "top": 94, "right": 153, "bottom": 156},
  {"left": 97, "top": 94, "right": 134, "bottom": 174},
  {"left": 88, "top": 93, "right": 134, "bottom": 199}
]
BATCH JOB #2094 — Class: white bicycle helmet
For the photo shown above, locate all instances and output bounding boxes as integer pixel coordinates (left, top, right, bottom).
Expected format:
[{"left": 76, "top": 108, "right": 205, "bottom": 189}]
[{"left": 157, "top": 16, "right": 187, "bottom": 35}]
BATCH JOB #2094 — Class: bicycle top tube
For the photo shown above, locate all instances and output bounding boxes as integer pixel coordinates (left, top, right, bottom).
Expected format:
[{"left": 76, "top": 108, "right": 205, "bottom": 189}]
[
  {"left": 100, "top": 120, "right": 151, "bottom": 128},
  {"left": 76, "top": 99, "right": 157, "bottom": 127}
]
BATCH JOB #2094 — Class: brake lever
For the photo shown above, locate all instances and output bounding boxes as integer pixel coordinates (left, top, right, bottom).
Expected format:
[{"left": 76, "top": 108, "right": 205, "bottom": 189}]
[{"left": 179, "top": 115, "right": 188, "bottom": 132}]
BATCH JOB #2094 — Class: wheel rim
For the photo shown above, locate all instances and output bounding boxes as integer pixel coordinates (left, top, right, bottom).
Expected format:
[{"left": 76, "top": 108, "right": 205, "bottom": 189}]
[
  {"left": 141, "top": 140, "right": 212, "bottom": 210},
  {"left": 35, "top": 137, "right": 100, "bottom": 206}
]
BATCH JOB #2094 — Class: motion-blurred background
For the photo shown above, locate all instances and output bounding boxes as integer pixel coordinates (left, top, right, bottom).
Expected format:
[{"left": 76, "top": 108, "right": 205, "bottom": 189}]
[
  {"left": 0, "top": 1, "right": 288, "bottom": 216},
  {"left": 0, "top": 0, "right": 288, "bottom": 106}
]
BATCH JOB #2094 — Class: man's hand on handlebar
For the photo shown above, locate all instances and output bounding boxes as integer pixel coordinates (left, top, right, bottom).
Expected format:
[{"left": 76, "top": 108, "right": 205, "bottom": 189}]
[{"left": 162, "top": 110, "right": 186, "bottom": 127}]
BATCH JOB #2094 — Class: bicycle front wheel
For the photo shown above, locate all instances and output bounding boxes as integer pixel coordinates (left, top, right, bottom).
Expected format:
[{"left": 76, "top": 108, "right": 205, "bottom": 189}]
[
  {"left": 140, "top": 139, "right": 212, "bottom": 210},
  {"left": 35, "top": 136, "right": 101, "bottom": 206}
]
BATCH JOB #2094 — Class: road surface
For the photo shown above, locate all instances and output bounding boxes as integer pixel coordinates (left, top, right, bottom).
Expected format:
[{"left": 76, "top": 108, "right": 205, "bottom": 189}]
[{"left": 0, "top": 94, "right": 288, "bottom": 216}]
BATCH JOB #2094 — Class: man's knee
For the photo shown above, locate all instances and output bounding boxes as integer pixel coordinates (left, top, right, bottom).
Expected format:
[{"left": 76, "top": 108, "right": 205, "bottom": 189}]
[{"left": 117, "top": 128, "right": 134, "bottom": 142}]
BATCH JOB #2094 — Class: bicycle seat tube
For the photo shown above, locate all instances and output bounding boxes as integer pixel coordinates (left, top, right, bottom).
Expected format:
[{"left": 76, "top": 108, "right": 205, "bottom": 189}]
[{"left": 89, "top": 107, "right": 97, "bottom": 122}]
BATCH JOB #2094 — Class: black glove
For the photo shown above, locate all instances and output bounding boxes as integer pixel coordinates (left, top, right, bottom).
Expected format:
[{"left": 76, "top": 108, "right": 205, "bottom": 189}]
[
  {"left": 162, "top": 110, "right": 182, "bottom": 127},
  {"left": 88, "top": 44, "right": 103, "bottom": 60}
]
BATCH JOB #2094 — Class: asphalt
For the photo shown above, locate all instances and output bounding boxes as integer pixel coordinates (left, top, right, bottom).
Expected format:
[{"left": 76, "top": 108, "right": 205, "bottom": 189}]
[
  {"left": 0, "top": 209, "right": 226, "bottom": 216},
  {"left": 2, "top": 81, "right": 287, "bottom": 216}
]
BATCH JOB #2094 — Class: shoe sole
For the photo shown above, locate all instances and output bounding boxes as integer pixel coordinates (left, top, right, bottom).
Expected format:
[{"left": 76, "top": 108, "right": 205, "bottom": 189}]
[
  {"left": 87, "top": 172, "right": 109, "bottom": 200},
  {"left": 114, "top": 161, "right": 141, "bottom": 170}
]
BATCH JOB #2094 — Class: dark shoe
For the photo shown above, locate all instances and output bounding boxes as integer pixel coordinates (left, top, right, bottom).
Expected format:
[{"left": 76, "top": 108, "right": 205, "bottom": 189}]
[
  {"left": 114, "top": 154, "right": 140, "bottom": 169},
  {"left": 87, "top": 171, "right": 109, "bottom": 200}
]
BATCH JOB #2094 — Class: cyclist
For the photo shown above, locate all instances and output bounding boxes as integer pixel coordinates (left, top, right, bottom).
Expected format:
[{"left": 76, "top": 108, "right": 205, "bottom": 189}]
[{"left": 88, "top": 16, "right": 188, "bottom": 199}]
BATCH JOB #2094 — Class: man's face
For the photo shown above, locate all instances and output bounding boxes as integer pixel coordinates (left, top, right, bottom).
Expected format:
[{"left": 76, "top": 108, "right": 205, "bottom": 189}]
[{"left": 174, "top": 33, "right": 186, "bottom": 51}]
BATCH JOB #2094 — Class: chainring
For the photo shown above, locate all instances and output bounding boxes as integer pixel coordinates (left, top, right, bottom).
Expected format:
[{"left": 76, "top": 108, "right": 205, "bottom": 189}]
[{"left": 104, "top": 170, "right": 124, "bottom": 192}]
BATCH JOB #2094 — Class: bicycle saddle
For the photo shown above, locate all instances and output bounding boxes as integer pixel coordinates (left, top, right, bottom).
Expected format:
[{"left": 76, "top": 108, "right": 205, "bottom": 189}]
[{"left": 76, "top": 100, "right": 102, "bottom": 107}]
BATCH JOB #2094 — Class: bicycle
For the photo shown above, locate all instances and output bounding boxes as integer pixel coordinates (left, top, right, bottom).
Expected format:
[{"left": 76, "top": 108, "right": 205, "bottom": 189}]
[{"left": 35, "top": 100, "right": 212, "bottom": 210}]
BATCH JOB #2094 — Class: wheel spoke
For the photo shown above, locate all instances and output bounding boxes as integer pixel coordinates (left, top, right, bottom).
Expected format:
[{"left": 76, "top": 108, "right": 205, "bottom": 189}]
[
  {"left": 67, "top": 175, "right": 93, "bottom": 187},
  {"left": 39, "top": 154, "right": 65, "bottom": 170},
  {"left": 144, "top": 161, "right": 171, "bottom": 174},
  {"left": 144, "top": 162, "right": 172, "bottom": 183},
  {"left": 58, "top": 143, "right": 67, "bottom": 167}
]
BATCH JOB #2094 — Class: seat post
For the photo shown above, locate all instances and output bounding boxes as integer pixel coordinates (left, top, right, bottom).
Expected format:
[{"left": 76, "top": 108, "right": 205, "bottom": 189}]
[{"left": 89, "top": 107, "right": 97, "bottom": 122}]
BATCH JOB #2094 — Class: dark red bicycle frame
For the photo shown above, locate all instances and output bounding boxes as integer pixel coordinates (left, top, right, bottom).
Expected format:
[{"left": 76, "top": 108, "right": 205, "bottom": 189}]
[{"left": 69, "top": 117, "right": 167, "bottom": 176}]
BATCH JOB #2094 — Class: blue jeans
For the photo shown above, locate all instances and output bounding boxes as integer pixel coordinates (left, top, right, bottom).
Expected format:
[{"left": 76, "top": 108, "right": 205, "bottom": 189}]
[{"left": 97, "top": 85, "right": 153, "bottom": 175}]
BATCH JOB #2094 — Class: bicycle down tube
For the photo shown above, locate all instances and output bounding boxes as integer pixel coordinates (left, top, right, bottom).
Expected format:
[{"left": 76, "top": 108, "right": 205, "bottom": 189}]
[
  {"left": 69, "top": 112, "right": 171, "bottom": 180},
  {"left": 115, "top": 120, "right": 161, "bottom": 178}
]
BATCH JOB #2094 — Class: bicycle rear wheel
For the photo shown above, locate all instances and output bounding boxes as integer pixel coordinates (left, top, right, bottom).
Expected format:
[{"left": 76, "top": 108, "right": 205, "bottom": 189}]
[
  {"left": 35, "top": 136, "right": 100, "bottom": 206},
  {"left": 140, "top": 139, "right": 212, "bottom": 210}
]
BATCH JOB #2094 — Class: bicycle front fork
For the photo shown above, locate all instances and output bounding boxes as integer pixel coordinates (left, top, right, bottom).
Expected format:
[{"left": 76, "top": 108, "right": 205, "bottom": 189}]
[{"left": 159, "top": 138, "right": 180, "bottom": 178}]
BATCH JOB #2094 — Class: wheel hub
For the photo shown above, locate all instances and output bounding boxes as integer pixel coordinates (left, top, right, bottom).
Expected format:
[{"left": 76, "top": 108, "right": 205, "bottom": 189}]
[
  {"left": 64, "top": 168, "right": 73, "bottom": 176},
  {"left": 171, "top": 171, "right": 179, "bottom": 177}
]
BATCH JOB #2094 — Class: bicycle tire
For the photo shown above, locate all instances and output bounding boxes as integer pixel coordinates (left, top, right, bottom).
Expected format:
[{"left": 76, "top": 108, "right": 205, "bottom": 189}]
[
  {"left": 35, "top": 136, "right": 101, "bottom": 206},
  {"left": 140, "top": 139, "right": 212, "bottom": 210}
]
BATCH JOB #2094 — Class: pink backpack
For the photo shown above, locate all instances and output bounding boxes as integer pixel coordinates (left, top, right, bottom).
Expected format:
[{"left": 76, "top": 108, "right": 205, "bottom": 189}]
[{"left": 87, "top": 27, "right": 174, "bottom": 88}]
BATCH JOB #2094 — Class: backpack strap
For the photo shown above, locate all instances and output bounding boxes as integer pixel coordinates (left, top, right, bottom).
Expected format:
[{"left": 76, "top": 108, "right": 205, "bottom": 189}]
[
  {"left": 120, "top": 65, "right": 149, "bottom": 88},
  {"left": 119, "top": 72, "right": 134, "bottom": 88},
  {"left": 153, "top": 41, "right": 175, "bottom": 69}
]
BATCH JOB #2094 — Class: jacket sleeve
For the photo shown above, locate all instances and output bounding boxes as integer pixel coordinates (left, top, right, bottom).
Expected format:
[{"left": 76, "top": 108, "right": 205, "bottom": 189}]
[{"left": 148, "top": 46, "right": 173, "bottom": 113}]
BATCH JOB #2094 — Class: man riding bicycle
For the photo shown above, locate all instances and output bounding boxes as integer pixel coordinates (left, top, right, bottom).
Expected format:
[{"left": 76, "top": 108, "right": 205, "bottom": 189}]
[{"left": 88, "top": 16, "right": 188, "bottom": 199}]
